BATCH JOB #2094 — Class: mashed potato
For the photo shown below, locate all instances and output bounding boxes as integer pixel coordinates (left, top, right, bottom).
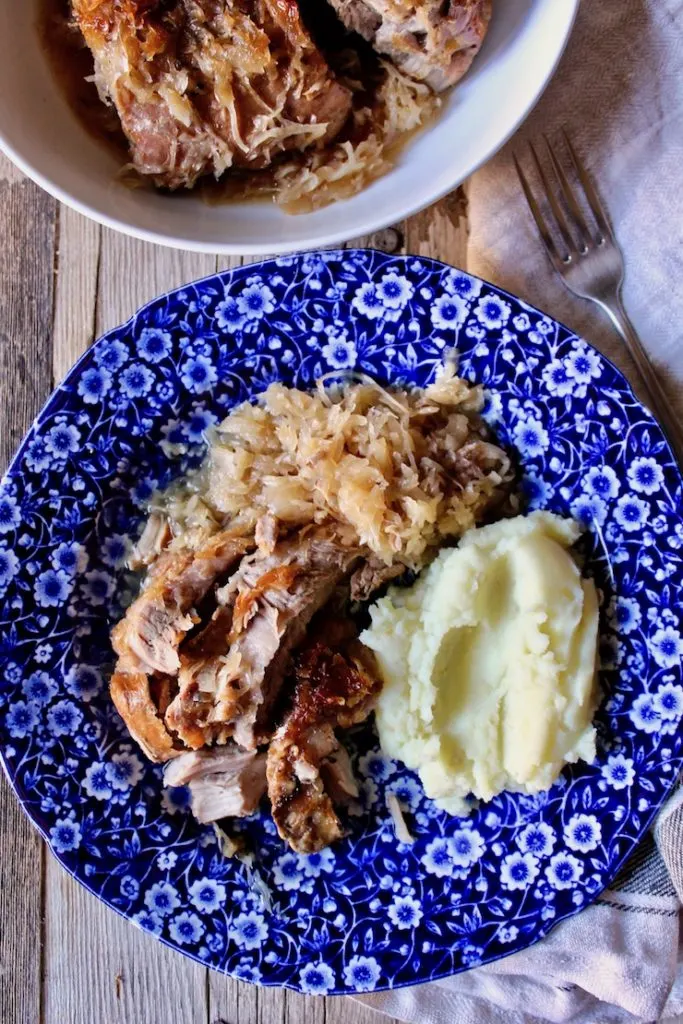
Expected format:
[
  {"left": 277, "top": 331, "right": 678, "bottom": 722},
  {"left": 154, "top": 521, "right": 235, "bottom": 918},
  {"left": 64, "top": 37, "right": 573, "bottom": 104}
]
[{"left": 361, "top": 512, "right": 599, "bottom": 815}]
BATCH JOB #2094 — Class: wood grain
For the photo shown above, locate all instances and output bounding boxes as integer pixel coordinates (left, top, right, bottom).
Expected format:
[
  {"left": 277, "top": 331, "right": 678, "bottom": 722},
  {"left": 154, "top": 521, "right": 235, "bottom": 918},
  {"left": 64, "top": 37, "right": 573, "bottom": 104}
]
[
  {"left": 43, "top": 867, "right": 208, "bottom": 1024},
  {"left": 1, "top": 160, "right": 467, "bottom": 1021},
  {"left": 326, "top": 997, "right": 391, "bottom": 1024},
  {"left": 405, "top": 189, "right": 469, "bottom": 268},
  {"left": 96, "top": 231, "right": 216, "bottom": 334},
  {"left": 0, "top": 153, "right": 56, "bottom": 1024},
  {"left": 51, "top": 205, "right": 100, "bottom": 382}
]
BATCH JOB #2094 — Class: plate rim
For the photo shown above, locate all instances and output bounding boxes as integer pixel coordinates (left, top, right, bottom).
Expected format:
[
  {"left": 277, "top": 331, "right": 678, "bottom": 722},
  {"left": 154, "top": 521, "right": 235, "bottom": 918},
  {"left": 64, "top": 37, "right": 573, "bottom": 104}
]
[{"left": 1, "top": 247, "right": 681, "bottom": 993}]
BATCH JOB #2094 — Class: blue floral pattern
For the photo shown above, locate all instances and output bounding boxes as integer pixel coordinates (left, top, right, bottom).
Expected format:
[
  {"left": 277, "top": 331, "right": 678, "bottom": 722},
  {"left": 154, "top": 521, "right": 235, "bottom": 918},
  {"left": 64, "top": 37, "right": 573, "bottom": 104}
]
[{"left": 0, "top": 250, "right": 681, "bottom": 994}]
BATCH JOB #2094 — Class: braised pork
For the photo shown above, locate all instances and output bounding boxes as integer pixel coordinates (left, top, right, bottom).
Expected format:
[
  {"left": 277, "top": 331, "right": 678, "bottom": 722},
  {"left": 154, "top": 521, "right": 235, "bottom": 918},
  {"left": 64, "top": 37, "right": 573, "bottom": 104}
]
[
  {"left": 254, "top": 513, "right": 280, "bottom": 557},
  {"left": 71, "top": 0, "right": 353, "bottom": 189},
  {"left": 164, "top": 745, "right": 267, "bottom": 821},
  {"left": 349, "top": 557, "right": 407, "bottom": 602},
  {"left": 267, "top": 640, "right": 380, "bottom": 853},
  {"left": 111, "top": 530, "right": 253, "bottom": 676},
  {"left": 109, "top": 658, "right": 180, "bottom": 763},
  {"left": 167, "top": 529, "right": 362, "bottom": 750},
  {"left": 128, "top": 511, "right": 172, "bottom": 571},
  {"left": 324, "top": 0, "right": 492, "bottom": 91},
  {"left": 109, "top": 529, "right": 253, "bottom": 760}
]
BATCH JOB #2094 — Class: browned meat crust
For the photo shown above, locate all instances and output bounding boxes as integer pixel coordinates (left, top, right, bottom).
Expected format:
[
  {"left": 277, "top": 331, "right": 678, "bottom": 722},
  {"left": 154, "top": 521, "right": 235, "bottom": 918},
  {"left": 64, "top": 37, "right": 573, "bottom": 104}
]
[
  {"left": 71, "top": 0, "right": 353, "bottom": 189},
  {"left": 110, "top": 662, "right": 180, "bottom": 763},
  {"left": 267, "top": 640, "right": 381, "bottom": 852}
]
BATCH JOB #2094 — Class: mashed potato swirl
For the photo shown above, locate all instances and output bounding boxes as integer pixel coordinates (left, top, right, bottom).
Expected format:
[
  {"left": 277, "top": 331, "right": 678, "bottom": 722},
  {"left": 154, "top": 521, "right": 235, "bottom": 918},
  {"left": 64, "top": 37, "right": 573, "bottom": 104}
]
[{"left": 361, "top": 512, "right": 599, "bottom": 815}]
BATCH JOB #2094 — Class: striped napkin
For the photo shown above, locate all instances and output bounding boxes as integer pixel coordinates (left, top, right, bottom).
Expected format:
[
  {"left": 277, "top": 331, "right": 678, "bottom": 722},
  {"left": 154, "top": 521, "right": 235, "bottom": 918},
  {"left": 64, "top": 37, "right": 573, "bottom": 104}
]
[{"left": 356, "top": 796, "right": 683, "bottom": 1024}]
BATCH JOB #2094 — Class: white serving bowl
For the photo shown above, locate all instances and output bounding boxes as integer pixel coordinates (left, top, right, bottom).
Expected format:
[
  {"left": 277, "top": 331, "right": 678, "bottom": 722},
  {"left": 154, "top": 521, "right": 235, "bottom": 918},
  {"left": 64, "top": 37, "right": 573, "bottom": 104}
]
[{"left": 0, "top": 0, "right": 578, "bottom": 255}]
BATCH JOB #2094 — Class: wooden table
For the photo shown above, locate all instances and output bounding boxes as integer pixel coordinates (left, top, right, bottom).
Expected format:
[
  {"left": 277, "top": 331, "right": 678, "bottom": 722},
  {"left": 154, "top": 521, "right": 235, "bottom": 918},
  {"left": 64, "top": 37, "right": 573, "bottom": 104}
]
[{"left": 0, "top": 152, "right": 468, "bottom": 1024}]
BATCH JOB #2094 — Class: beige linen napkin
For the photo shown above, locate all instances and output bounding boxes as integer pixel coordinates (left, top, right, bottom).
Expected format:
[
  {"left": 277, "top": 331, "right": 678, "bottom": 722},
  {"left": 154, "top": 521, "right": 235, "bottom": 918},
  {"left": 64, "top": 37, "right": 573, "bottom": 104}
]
[
  {"left": 355, "top": 1, "right": 683, "bottom": 1021},
  {"left": 467, "top": 0, "right": 683, "bottom": 414}
]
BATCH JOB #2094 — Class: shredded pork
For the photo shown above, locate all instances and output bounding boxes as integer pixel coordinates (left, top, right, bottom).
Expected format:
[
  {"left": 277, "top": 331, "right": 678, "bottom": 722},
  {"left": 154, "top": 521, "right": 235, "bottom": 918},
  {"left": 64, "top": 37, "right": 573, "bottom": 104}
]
[
  {"left": 271, "top": 60, "right": 439, "bottom": 213},
  {"left": 59, "top": 0, "right": 448, "bottom": 211},
  {"left": 267, "top": 639, "right": 381, "bottom": 852},
  {"left": 166, "top": 527, "right": 362, "bottom": 751},
  {"left": 164, "top": 745, "right": 267, "bottom": 821},
  {"left": 325, "top": 0, "right": 491, "bottom": 92}
]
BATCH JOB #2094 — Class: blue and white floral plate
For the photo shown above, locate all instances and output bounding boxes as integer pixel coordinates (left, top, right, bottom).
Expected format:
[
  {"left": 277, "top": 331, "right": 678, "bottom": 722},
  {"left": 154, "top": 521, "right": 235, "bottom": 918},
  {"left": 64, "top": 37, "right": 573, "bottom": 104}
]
[{"left": 1, "top": 250, "right": 682, "bottom": 995}]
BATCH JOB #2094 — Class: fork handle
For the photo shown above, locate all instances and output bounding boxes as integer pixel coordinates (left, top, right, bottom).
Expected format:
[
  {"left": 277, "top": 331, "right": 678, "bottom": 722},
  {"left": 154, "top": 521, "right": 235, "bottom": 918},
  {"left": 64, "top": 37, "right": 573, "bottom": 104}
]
[{"left": 599, "top": 293, "right": 682, "bottom": 462}]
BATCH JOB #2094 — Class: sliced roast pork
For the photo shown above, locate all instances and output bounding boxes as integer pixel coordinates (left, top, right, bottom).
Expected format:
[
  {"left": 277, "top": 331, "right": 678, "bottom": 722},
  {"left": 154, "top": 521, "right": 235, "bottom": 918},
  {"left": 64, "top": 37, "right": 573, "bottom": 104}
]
[
  {"left": 164, "top": 745, "right": 267, "bottom": 822},
  {"left": 267, "top": 640, "right": 381, "bottom": 853},
  {"left": 164, "top": 599, "right": 238, "bottom": 749},
  {"left": 109, "top": 529, "right": 253, "bottom": 760},
  {"left": 167, "top": 529, "right": 362, "bottom": 750},
  {"left": 324, "top": 0, "right": 492, "bottom": 92},
  {"left": 109, "top": 659, "right": 180, "bottom": 763},
  {"left": 112, "top": 530, "right": 253, "bottom": 676}
]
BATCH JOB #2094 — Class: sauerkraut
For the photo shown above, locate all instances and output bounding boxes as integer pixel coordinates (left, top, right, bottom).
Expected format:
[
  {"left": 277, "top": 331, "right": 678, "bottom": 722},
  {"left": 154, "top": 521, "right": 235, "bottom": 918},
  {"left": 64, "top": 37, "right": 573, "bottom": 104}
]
[
  {"left": 274, "top": 61, "right": 439, "bottom": 214},
  {"left": 154, "top": 369, "right": 514, "bottom": 566}
]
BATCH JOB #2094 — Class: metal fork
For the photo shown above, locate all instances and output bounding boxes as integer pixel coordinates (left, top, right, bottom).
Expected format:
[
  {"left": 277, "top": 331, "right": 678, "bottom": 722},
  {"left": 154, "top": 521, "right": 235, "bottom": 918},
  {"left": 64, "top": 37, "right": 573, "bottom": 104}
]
[{"left": 514, "top": 132, "right": 682, "bottom": 459}]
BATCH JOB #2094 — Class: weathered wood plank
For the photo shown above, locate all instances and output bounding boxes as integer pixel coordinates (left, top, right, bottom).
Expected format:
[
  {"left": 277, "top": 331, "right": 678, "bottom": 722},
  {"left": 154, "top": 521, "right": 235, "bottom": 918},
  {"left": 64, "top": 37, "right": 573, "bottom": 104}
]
[
  {"left": 404, "top": 189, "right": 469, "bottom": 267},
  {"left": 257, "top": 986, "right": 288, "bottom": 1024},
  {"left": 0, "top": 152, "right": 57, "bottom": 1024},
  {"left": 287, "top": 990, "right": 327, "bottom": 1024},
  {"left": 346, "top": 226, "right": 406, "bottom": 255},
  {"left": 96, "top": 230, "right": 216, "bottom": 334},
  {"left": 208, "top": 970, "right": 259, "bottom": 1024},
  {"left": 0, "top": 160, "right": 57, "bottom": 464},
  {"left": 43, "top": 867, "right": 208, "bottom": 1024},
  {"left": 51, "top": 206, "right": 101, "bottom": 382},
  {"left": 216, "top": 255, "right": 247, "bottom": 274}
]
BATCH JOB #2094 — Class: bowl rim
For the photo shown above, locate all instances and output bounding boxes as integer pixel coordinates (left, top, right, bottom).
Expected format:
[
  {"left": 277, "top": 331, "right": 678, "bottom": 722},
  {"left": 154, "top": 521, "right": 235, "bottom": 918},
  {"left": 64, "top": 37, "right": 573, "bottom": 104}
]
[{"left": 0, "top": 0, "right": 579, "bottom": 255}]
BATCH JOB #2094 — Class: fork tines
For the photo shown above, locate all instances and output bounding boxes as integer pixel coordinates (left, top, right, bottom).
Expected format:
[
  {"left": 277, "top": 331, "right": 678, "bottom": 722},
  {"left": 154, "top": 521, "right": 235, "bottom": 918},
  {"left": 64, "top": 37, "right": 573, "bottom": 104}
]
[{"left": 514, "top": 132, "right": 612, "bottom": 268}]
